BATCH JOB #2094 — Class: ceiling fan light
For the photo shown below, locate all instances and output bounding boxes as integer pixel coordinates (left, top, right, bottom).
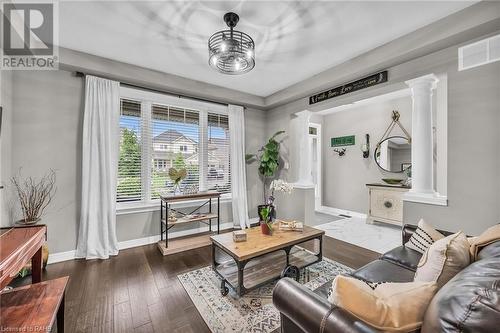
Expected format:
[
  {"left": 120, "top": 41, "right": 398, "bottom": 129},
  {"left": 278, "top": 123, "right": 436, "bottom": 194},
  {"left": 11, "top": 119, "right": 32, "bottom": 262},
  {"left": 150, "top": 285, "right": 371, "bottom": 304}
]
[{"left": 208, "top": 12, "right": 255, "bottom": 75}]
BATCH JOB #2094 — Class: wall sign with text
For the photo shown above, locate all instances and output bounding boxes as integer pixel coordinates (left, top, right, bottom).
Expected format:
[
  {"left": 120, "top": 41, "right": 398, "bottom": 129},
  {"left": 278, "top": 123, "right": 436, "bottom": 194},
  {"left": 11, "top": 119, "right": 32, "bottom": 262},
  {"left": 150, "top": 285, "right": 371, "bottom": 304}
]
[
  {"left": 331, "top": 135, "right": 355, "bottom": 147},
  {"left": 309, "top": 71, "right": 388, "bottom": 105}
]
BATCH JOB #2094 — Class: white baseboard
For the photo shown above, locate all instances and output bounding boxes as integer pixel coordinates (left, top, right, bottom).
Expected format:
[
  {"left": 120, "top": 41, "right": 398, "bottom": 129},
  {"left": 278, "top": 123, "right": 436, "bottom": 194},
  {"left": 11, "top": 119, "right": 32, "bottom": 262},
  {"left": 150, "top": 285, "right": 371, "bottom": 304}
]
[
  {"left": 47, "top": 222, "right": 235, "bottom": 264},
  {"left": 316, "top": 205, "right": 367, "bottom": 219},
  {"left": 47, "top": 250, "right": 77, "bottom": 264}
]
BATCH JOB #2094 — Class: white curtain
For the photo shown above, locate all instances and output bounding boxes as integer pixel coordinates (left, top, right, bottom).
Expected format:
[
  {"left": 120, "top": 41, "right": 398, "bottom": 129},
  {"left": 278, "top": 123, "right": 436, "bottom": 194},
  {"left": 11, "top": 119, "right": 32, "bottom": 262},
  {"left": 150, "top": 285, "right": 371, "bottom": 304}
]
[
  {"left": 228, "top": 105, "right": 250, "bottom": 229},
  {"left": 76, "top": 75, "right": 120, "bottom": 259}
]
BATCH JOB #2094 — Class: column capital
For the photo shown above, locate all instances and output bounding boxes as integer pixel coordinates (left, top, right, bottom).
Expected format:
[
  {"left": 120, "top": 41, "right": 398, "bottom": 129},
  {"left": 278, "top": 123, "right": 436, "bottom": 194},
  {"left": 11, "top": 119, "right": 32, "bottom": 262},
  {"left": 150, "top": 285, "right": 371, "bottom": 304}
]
[{"left": 405, "top": 74, "right": 439, "bottom": 90}]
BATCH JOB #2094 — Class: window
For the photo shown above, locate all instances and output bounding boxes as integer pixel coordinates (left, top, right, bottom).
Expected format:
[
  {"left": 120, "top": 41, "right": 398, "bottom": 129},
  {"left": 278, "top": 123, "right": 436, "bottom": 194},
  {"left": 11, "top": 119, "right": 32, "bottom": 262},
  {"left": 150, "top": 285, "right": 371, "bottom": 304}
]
[
  {"left": 151, "top": 104, "right": 199, "bottom": 200},
  {"left": 207, "top": 113, "right": 230, "bottom": 193},
  {"left": 117, "top": 87, "right": 231, "bottom": 206},
  {"left": 117, "top": 99, "right": 142, "bottom": 202}
]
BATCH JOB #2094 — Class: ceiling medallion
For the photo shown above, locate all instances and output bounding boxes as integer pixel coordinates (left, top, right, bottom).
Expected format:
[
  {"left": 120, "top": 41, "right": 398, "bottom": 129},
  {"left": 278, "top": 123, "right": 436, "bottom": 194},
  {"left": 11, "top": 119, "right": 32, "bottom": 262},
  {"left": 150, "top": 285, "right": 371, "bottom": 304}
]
[{"left": 208, "top": 12, "right": 255, "bottom": 75}]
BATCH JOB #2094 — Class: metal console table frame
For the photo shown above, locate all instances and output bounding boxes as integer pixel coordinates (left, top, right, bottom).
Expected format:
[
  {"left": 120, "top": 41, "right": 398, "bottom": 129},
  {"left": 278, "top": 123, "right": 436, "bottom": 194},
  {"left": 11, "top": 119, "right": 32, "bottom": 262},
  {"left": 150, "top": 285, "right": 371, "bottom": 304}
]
[
  {"left": 160, "top": 192, "right": 220, "bottom": 248},
  {"left": 211, "top": 233, "right": 323, "bottom": 297}
]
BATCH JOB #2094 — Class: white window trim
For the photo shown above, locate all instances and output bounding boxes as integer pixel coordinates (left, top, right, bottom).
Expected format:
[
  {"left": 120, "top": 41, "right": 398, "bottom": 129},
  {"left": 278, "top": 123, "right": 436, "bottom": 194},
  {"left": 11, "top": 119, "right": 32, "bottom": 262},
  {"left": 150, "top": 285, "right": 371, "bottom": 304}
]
[{"left": 117, "top": 86, "right": 231, "bottom": 214}]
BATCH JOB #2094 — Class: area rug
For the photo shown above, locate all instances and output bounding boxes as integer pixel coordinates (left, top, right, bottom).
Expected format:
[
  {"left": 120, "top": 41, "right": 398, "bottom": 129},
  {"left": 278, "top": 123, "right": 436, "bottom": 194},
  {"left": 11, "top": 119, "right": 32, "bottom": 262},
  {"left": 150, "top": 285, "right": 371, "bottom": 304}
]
[{"left": 178, "top": 257, "right": 352, "bottom": 333}]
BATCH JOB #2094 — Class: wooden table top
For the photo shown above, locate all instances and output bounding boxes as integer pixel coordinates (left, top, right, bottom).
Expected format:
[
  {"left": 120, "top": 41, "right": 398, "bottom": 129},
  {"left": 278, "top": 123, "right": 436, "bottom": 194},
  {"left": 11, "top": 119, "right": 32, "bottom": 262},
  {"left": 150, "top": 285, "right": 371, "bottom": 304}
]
[
  {"left": 160, "top": 191, "right": 220, "bottom": 202},
  {"left": 0, "top": 276, "right": 68, "bottom": 330},
  {"left": 0, "top": 225, "right": 46, "bottom": 289},
  {"left": 210, "top": 225, "right": 324, "bottom": 261}
]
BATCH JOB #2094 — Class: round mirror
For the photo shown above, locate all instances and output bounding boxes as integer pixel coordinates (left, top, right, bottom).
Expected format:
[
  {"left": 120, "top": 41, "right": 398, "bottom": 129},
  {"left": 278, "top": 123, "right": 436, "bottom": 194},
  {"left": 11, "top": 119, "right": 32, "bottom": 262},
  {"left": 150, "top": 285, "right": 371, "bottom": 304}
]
[{"left": 374, "top": 136, "right": 411, "bottom": 173}]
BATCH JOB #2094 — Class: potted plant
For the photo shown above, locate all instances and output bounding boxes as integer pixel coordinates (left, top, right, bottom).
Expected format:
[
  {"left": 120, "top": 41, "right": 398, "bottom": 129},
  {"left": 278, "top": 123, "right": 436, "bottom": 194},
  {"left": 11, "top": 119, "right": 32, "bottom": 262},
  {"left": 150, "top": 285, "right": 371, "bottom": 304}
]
[
  {"left": 260, "top": 205, "right": 273, "bottom": 235},
  {"left": 246, "top": 130, "right": 285, "bottom": 221},
  {"left": 11, "top": 170, "right": 56, "bottom": 225}
]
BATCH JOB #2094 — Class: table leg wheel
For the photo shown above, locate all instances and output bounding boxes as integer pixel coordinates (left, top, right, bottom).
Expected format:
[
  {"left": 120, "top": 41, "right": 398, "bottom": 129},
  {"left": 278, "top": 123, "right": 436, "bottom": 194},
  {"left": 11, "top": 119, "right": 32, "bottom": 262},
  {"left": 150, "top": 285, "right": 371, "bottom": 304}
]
[
  {"left": 221, "top": 280, "right": 229, "bottom": 296},
  {"left": 281, "top": 265, "right": 300, "bottom": 282}
]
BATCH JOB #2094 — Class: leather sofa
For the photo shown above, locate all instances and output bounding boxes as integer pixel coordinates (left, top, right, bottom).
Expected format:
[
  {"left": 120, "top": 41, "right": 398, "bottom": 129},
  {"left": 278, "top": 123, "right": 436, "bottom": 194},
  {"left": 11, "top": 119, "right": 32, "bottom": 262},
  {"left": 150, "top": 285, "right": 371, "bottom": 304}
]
[{"left": 273, "top": 224, "right": 500, "bottom": 333}]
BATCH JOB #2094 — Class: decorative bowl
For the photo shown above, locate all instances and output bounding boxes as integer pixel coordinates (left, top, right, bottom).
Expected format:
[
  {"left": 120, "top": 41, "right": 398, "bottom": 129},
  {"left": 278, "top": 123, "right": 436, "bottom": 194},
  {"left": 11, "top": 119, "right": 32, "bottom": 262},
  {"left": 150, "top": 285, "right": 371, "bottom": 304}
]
[{"left": 381, "top": 178, "right": 404, "bottom": 185}]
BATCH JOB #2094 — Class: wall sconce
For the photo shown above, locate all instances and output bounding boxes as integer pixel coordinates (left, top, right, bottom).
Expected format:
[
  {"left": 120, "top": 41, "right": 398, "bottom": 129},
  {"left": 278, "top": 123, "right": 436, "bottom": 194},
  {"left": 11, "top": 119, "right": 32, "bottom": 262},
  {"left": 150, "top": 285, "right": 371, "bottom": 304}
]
[
  {"left": 333, "top": 148, "right": 346, "bottom": 156},
  {"left": 361, "top": 134, "right": 370, "bottom": 158}
]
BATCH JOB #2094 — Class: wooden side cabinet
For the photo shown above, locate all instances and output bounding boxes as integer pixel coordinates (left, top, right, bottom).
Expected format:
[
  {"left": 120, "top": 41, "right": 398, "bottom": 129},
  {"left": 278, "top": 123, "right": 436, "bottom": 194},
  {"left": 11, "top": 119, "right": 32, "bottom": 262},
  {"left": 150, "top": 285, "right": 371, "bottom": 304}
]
[{"left": 366, "top": 184, "right": 409, "bottom": 226}]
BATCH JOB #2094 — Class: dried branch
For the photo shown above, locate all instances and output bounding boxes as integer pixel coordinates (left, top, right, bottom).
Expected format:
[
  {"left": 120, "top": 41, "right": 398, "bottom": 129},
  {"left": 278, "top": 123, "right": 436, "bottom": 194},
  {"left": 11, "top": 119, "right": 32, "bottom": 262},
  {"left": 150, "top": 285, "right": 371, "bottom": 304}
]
[{"left": 11, "top": 169, "right": 56, "bottom": 223}]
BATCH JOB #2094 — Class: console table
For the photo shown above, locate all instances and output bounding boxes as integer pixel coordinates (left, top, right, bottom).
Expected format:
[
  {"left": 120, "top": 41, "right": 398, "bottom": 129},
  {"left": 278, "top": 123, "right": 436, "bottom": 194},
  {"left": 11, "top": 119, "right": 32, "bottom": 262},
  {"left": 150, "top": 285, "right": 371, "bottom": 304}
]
[
  {"left": 160, "top": 191, "right": 221, "bottom": 248},
  {"left": 0, "top": 225, "right": 46, "bottom": 289}
]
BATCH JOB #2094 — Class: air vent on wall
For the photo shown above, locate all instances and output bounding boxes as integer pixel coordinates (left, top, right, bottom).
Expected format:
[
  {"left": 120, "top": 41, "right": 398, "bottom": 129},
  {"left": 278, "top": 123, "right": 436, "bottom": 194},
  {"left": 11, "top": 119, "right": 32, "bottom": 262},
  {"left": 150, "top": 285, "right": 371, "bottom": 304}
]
[{"left": 459, "top": 34, "right": 500, "bottom": 71}]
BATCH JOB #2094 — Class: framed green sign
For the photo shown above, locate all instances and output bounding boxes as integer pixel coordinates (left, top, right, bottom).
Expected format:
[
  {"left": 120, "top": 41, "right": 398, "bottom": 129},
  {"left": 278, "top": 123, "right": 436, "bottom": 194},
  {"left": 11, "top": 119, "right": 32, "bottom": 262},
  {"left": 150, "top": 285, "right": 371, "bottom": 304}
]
[{"left": 331, "top": 135, "right": 355, "bottom": 147}]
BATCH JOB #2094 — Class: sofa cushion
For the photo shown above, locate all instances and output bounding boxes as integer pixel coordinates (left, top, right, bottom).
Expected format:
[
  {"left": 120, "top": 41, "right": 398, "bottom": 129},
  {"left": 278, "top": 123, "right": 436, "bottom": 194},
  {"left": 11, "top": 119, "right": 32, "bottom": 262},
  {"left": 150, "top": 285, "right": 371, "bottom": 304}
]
[
  {"left": 328, "top": 275, "right": 437, "bottom": 332},
  {"left": 351, "top": 259, "right": 415, "bottom": 283},
  {"left": 414, "top": 232, "right": 470, "bottom": 288},
  {"left": 421, "top": 255, "right": 500, "bottom": 333},
  {"left": 381, "top": 246, "right": 422, "bottom": 271}
]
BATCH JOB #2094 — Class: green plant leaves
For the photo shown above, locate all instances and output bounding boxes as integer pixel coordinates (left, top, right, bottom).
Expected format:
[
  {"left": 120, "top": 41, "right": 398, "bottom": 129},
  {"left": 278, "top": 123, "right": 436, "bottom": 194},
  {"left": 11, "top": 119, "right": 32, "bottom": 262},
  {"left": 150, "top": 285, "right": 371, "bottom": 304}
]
[{"left": 245, "top": 130, "right": 285, "bottom": 179}]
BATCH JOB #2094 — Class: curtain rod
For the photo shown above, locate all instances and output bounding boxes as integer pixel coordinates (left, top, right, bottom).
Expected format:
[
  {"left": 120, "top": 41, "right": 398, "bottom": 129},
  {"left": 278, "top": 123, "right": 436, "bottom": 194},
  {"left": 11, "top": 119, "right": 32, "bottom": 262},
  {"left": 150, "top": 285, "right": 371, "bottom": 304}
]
[{"left": 74, "top": 71, "right": 229, "bottom": 107}]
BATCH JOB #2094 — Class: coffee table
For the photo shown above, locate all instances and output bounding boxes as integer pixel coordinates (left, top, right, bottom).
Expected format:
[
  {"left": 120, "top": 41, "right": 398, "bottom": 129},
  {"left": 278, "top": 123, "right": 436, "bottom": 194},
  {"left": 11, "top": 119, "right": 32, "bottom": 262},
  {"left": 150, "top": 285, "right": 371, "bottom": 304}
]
[{"left": 210, "top": 225, "right": 324, "bottom": 296}]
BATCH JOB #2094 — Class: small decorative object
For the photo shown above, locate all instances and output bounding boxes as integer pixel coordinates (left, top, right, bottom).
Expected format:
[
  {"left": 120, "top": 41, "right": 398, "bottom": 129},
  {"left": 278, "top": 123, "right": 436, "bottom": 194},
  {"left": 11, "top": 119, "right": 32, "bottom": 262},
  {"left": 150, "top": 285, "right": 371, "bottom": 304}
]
[
  {"left": 382, "top": 178, "right": 404, "bottom": 185},
  {"left": 167, "top": 209, "right": 177, "bottom": 223},
  {"left": 361, "top": 134, "right": 370, "bottom": 158},
  {"left": 11, "top": 169, "right": 56, "bottom": 225},
  {"left": 260, "top": 205, "right": 273, "bottom": 235},
  {"left": 232, "top": 230, "right": 247, "bottom": 242},
  {"left": 278, "top": 220, "right": 304, "bottom": 232},
  {"left": 401, "top": 163, "right": 411, "bottom": 172},
  {"left": 168, "top": 167, "right": 187, "bottom": 195},
  {"left": 333, "top": 148, "right": 346, "bottom": 156},
  {"left": 183, "top": 184, "right": 198, "bottom": 195},
  {"left": 208, "top": 12, "right": 255, "bottom": 74}
]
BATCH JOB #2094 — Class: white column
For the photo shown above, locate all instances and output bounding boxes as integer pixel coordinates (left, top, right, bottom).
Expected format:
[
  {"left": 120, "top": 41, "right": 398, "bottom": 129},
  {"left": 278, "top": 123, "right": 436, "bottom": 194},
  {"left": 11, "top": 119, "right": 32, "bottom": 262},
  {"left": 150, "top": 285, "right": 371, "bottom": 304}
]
[
  {"left": 405, "top": 74, "right": 438, "bottom": 195},
  {"left": 294, "top": 110, "right": 314, "bottom": 186}
]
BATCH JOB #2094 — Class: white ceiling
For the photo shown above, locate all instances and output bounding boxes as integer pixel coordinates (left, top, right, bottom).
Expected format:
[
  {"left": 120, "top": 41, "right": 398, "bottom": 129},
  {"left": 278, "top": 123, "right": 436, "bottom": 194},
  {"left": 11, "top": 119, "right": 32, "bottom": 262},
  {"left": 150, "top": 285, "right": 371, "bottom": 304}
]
[{"left": 59, "top": 1, "right": 474, "bottom": 97}]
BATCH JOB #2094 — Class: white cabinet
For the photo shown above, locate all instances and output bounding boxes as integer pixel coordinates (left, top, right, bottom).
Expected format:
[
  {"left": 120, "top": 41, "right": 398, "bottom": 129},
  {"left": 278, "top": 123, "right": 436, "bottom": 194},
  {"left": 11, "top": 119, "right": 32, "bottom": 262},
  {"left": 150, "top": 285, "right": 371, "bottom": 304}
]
[{"left": 366, "top": 184, "right": 409, "bottom": 226}]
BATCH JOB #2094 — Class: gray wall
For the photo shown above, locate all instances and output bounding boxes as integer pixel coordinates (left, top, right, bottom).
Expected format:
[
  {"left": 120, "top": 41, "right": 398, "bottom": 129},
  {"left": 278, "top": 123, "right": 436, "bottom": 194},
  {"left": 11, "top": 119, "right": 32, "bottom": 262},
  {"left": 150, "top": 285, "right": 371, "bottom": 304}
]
[
  {"left": 404, "top": 60, "right": 500, "bottom": 234},
  {"left": 6, "top": 69, "right": 266, "bottom": 253},
  {"left": 322, "top": 96, "right": 412, "bottom": 213},
  {"left": 266, "top": 33, "right": 500, "bottom": 235},
  {"left": 0, "top": 70, "right": 13, "bottom": 227}
]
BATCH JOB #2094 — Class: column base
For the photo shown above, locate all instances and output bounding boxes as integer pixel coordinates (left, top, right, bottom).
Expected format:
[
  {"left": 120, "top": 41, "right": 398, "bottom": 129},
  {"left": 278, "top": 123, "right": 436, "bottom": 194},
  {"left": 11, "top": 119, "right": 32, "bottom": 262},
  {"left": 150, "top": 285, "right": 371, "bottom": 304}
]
[{"left": 403, "top": 191, "right": 448, "bottom": 206}]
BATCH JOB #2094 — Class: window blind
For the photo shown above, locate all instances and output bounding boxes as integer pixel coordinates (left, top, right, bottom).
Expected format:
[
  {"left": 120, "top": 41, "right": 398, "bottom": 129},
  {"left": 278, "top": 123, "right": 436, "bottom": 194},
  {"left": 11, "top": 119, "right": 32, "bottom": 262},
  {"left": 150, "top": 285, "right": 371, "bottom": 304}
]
[
  {"left": 150, "top": 104, "right": 200, "bottom": 199},
  {"left": 117, "top": 99, "right": 142, "bottom": 202},
  {"left": 207, "top": 113, "right": 231, "bottom": 194}
]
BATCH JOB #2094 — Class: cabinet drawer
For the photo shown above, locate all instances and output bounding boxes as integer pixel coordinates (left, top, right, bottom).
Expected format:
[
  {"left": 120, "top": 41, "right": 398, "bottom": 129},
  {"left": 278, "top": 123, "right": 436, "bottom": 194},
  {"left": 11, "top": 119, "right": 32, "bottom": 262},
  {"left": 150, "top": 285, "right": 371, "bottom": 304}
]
[{"left": 369, "top": 188, "right": 403, "bottom": 223}]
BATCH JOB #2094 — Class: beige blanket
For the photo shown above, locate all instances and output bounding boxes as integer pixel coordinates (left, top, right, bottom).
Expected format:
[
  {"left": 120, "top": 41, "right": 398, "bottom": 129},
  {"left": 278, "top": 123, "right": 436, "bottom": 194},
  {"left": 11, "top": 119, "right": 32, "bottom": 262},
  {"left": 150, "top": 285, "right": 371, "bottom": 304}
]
[{"left": 469, "top": 224, "right": 500, "bottom": 260}]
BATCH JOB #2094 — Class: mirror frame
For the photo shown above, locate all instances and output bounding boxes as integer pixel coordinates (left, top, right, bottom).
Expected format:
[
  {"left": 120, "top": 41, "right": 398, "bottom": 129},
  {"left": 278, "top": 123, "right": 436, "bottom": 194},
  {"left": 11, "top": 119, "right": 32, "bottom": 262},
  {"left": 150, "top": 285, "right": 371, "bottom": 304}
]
[{"left": 374, "top": 135, "right": 411, "bottom": 173}]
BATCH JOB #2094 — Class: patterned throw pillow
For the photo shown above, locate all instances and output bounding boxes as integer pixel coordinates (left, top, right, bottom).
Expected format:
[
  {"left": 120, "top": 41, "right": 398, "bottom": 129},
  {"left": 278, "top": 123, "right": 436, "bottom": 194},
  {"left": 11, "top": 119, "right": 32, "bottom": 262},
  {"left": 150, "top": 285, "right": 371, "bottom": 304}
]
[{"left": 405, "top": 219, "right": 445, "bottom": 254}]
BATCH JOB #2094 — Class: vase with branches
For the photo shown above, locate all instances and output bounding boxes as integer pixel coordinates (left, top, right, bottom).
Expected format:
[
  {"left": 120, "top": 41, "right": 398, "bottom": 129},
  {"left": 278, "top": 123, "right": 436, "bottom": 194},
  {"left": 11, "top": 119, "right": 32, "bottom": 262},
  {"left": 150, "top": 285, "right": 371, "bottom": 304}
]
[
  {"left": 11, "top": 169, "right": 56, "bottom": 225},
  {"left": 246, "top": 130, "right": 285, "bottom": 221}
]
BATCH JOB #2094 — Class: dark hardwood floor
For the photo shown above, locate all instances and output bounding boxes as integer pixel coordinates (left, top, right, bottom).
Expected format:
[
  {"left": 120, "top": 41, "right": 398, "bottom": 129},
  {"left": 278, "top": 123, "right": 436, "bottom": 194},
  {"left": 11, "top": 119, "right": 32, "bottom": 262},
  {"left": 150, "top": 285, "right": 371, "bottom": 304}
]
[{"left": 15, "top": 235, "right": 379, "bottom": 333}]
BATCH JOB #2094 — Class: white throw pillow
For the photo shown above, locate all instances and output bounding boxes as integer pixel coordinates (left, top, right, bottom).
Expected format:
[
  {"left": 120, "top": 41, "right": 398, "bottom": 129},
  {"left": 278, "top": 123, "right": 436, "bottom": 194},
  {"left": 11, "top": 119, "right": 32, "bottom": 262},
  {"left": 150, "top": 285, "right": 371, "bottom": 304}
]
[
  {"left": 328, "top": 275, "right": 437, "bottom": 332},
  {"left": 414, "top": 231, "right": 470, "bottom": 288},
  {"left": 405, "top": 219, "right": 445, "bottom": 254}
]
